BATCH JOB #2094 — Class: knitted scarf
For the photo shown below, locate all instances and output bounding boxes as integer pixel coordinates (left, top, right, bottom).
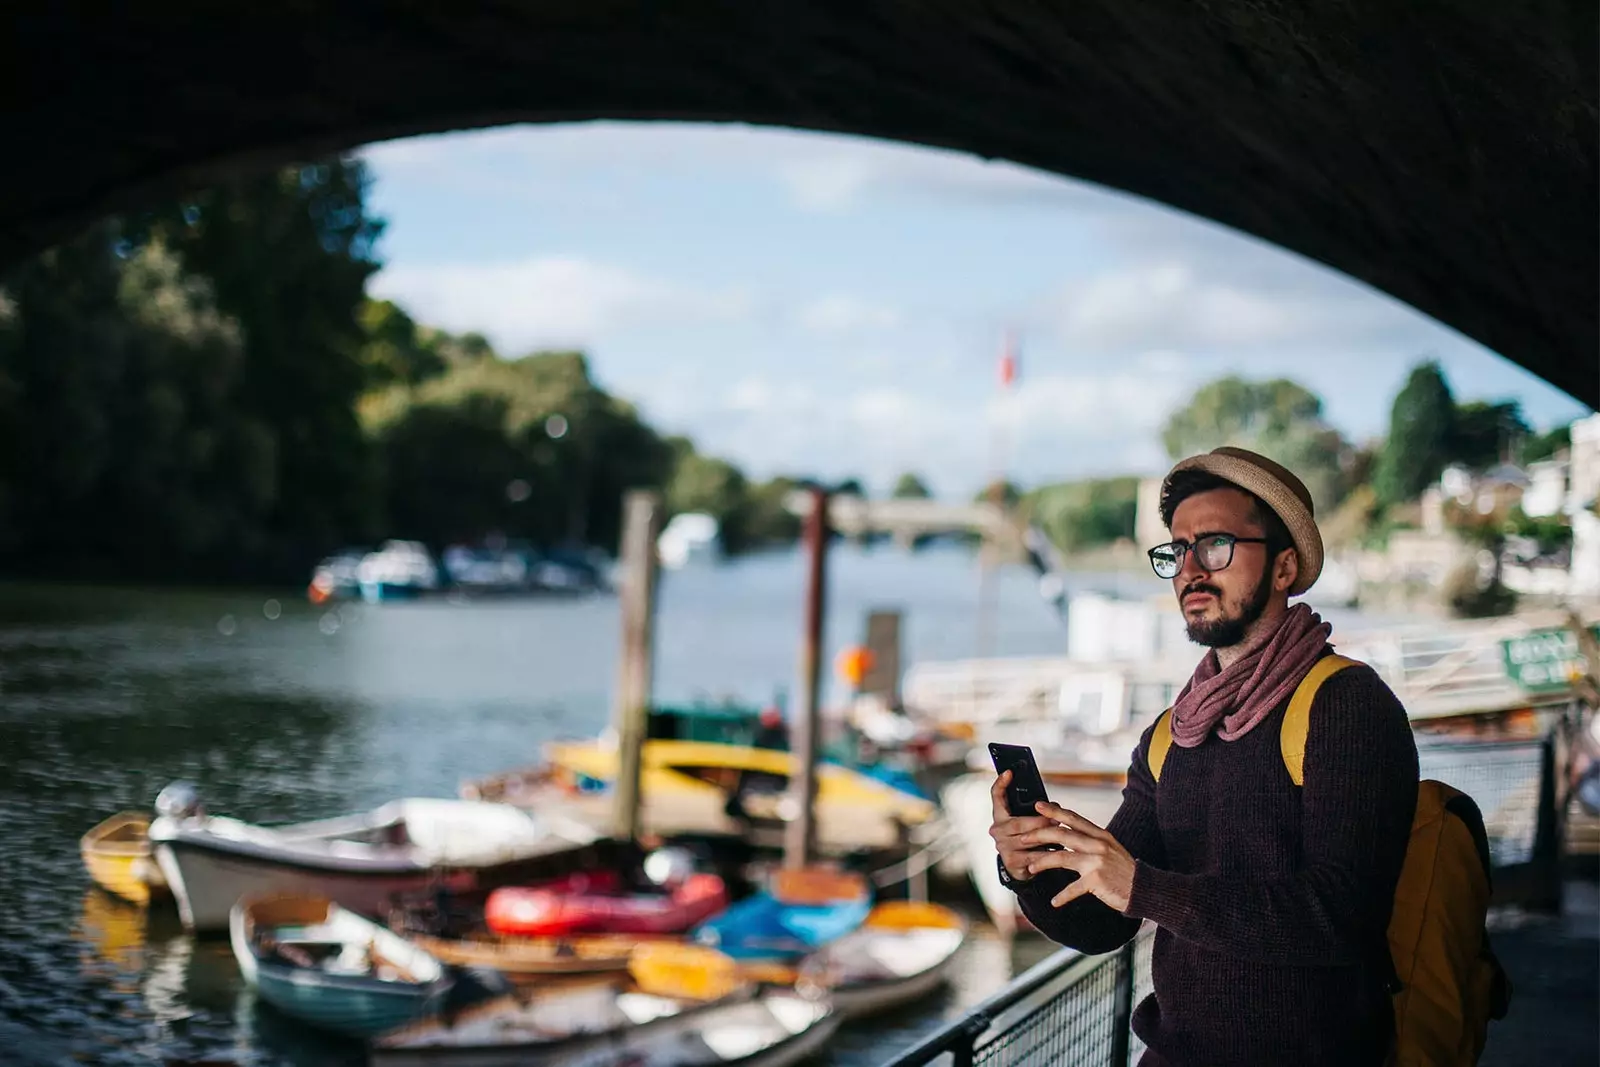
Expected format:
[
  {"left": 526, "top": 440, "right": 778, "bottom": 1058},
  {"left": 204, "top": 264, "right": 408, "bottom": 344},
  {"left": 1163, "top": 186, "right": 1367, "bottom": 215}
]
[{"left": 1169, "top": 601, "right": 1332, "bottom": 748}]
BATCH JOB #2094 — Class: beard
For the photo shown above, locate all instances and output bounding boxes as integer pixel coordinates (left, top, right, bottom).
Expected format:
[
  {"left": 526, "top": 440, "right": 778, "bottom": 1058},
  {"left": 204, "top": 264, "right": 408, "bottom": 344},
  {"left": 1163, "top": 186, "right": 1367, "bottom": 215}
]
[{"left": 1184, "top": 563, "right": 1274, "bottom": 648}]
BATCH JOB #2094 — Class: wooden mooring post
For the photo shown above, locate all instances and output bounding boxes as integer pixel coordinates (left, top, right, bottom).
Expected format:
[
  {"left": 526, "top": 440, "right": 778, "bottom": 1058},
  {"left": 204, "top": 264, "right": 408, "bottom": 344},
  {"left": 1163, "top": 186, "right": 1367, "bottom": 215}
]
[
  {"left": 612, "top": 490, "right": 663, "bottom": 842},
  {"left": 785, "top": 484, "right": 830, "bottom": 869}
]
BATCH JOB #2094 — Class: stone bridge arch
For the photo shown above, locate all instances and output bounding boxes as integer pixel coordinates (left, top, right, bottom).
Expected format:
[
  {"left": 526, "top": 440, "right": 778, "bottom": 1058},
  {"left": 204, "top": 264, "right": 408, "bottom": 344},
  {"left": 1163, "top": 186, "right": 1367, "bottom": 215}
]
[{"left": 5, "top": 2, "right": 1595, "bottom": 402}]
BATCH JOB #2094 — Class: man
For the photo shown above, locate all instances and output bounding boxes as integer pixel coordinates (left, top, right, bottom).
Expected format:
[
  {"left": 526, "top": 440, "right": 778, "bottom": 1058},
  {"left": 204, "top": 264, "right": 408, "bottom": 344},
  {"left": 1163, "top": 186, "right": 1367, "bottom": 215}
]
[{"left": 990, "top": 447, "right": 1418, "bottom": 1066}]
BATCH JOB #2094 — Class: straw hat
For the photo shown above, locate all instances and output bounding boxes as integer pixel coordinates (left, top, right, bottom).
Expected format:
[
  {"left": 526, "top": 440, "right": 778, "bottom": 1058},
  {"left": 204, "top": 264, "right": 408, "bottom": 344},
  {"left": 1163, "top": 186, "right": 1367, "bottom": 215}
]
[{"left": 1163, "top": 446, "right": 1324, "bottom": 596}]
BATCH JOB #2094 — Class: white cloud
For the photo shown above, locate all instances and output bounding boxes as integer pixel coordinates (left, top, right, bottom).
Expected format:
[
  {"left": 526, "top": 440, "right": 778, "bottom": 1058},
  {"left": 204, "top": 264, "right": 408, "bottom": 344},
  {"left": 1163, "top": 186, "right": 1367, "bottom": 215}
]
[
  {"left": 1044, "top": 261, "right": 1414, "bottom": 355},
  {"left": 369, "top": 257, "right": 751, "bottom": 351},
  {"left": 796, "top": 296, "right": 901, "bottom": 333}
]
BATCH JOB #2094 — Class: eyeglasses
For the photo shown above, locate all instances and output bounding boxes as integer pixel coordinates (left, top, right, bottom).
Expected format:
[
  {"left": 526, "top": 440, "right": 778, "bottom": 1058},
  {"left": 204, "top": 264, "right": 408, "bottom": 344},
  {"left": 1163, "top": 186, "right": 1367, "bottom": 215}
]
[{"left": 1148, "top": 532, "right": 1272, "bottom": 579}]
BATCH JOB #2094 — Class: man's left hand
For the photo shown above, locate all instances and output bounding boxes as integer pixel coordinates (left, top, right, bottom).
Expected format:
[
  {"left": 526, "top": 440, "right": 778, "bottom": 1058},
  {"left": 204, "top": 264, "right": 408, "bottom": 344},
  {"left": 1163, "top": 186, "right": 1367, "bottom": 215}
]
[{"left": 1018, "top": 800, "right": 1136, "bottom": 913}]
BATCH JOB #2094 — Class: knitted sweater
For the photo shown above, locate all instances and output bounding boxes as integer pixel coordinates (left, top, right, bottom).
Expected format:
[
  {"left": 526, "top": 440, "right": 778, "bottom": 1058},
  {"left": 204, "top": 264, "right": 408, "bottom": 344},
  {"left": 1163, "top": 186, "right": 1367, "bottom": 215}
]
[{"left": 1013, "top": 659, "right": 1419, "bottom": 1067}]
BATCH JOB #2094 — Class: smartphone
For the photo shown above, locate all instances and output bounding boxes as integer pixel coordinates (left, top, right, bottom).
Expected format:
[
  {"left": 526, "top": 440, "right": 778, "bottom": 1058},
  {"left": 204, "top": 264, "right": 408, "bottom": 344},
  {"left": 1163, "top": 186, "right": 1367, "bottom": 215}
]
[{"left": 988, "top": 742, "right": 1053, "bottom": 818}]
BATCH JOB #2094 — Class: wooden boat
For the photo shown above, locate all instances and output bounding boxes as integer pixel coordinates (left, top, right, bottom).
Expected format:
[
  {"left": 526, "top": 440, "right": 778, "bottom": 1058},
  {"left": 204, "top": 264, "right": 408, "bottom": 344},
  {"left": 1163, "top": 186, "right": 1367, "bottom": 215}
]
[
  {"left": 231, "top": 894, "right": 453, "bottom": 1038},
  {"left": 693, "top": 868, "right": 870, "bottom": 964},
  {"left": 370, "top": 975, "right": 837, "bottom": 1067},
  {"left": 797, "top": 901, "right": 967, "bottom": 1019},
  {"left": 80, "top": 811, "right": 169, "bottom": 906},
  {"left": 403, "top": 930, "right": 668, "bottom": 978},
  {"left": 463, "top": 739, "right": 939, "bottom": 855},
  {"left": 149, "top": 780, "right": 598, "bottom": 932},
  {"left": 485, "top": 872, "right": 728, "bottom": 937}
]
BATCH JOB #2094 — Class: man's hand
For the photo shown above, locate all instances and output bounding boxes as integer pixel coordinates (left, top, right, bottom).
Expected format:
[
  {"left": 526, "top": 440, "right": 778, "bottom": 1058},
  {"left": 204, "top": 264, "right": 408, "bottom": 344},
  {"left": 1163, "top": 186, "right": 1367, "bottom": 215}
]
[
  {"left": 1016, "top": 800, "right": 1136, "bottom": 913},
  {"left": 988, "top": 771, "right": 1062, "bottom": 883}
]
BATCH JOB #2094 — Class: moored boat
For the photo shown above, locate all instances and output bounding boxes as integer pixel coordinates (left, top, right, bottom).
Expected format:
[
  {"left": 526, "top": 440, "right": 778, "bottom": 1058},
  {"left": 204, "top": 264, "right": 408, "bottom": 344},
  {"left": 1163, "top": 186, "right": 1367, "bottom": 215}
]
[
  {"left": 693, "top": 868, "right": 871, "bottom": 964},
  {"left": 149, "top": 782, "right": 598, "bottom": 932},
  {"left": 485, "top": 871, "right": 728, "bottom": 938},
  {"left": 464, "top": 739, "right": 940, "bottom": 856},
  {"left": 370, "top": 978, "right": 836, "bottom": 1067},
  {"left": 80, "top": 811, "right": 169, "bottom": 906},
  {"left": 797, "top": 900, "right": 967, "bottom": 1019},
  {"left": 231, "top": 894, "right": 453, "bottom": 1038}
]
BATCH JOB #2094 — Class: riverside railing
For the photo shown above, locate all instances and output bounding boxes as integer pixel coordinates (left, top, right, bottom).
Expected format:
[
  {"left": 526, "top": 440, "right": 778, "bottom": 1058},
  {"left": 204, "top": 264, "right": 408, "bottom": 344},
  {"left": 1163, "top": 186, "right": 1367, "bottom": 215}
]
[{"left": 882, "top": 720, "right": 1571, "bottom": 1067}]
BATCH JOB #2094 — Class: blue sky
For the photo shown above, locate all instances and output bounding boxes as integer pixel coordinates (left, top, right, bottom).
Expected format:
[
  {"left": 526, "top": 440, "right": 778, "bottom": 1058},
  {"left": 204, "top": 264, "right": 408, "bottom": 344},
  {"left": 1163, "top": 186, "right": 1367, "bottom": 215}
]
[{"left": 360, "top": 122, "right": 1592, "bottom": 497}]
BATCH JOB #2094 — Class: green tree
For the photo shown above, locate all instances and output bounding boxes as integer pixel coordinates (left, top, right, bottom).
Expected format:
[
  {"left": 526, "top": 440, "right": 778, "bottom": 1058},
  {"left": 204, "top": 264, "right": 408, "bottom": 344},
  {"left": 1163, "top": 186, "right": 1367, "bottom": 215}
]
[
  {"left": 1450, "top": 400, "right": 1529, "bottom": 471},
  {"left": 135, "top": 157, "right": 386, "bottom": 573},
  {"left": 973, "top": 480, "right": 1023, "bottom": 508},
  {"left": 1521, "top": 424, "right": 1571, "bottom": 465},
  {"left": 1025, "top": 477, "right": 1140, "bottom": 552},
  {"left": 892, "top": 473, "right": 933, "bottom": 499},
  {"left": 1161, "top": 375, "right": 1351, "bottom": 515},
  {"left": 358, "top": 299, "right": 446, "bottom": 389},
  {"left": 1375, "top": 361, "right": 1456, "bottom": 505}
]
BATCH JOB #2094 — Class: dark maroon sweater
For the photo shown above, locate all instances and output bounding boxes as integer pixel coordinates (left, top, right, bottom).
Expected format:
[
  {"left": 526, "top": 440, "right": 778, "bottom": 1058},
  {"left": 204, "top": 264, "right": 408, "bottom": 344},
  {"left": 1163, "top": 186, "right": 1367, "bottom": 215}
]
[{"left": 1013, "top": 658, "right": 1418, "bottom": 1067}]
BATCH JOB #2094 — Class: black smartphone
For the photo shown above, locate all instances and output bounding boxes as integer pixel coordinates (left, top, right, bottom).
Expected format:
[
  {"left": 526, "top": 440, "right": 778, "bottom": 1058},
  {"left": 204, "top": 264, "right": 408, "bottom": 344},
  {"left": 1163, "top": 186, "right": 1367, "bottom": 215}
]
[{"left": 988, "top": 742, "right": 1053, "bottom": 818}]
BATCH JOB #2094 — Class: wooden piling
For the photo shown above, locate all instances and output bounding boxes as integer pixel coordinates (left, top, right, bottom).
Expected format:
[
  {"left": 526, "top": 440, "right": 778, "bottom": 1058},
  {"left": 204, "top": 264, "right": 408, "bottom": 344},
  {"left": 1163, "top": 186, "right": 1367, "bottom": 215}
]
[
  {"left": 785, "top": 484, "right": 830, "bottom": 869},
  {"left": 612, "top": 489, "right": 664, "bottom": 843}
]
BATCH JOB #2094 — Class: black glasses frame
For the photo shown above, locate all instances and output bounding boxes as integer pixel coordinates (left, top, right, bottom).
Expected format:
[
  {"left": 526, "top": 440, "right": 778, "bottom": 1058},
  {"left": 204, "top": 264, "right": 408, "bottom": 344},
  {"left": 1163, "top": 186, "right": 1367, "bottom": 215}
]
[{"left": 1147, "top": 532, "right": 1272, "bottom": 579}]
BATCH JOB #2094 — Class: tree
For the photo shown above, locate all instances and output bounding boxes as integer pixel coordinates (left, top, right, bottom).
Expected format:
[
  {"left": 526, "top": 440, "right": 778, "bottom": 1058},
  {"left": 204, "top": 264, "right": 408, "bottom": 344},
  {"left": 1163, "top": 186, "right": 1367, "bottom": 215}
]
[
  {"left": 1450, "top": 399, "right": 1529, "bottom": 471},
  {"left": 1161, "top": 375, "right": 1351, "bottom": 515},
  {"left": 892, "top": 473, "right": 932, "bottom": 499},
  {"left": 1521, "top": 424, "right": 1571, "bottom": 465},
  {"left": 972, "top": 480, "right": 1023, "bottom": 508},
  {"left": 1375, "top": 361, "right": 1456, "bottom": 505},
  {"left": 833, "top": 477, "right": 867, "bottom": 498},
  {"left": 1026, "top": 477, "right": 1140, "bottom": 552}
]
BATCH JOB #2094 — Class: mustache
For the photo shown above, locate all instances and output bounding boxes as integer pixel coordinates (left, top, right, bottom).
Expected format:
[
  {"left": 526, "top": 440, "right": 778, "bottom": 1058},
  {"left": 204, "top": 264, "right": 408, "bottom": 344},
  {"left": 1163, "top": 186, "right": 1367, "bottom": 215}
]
[{"left": 1181, "top": 583, "right": 1221, "bottom": 601}]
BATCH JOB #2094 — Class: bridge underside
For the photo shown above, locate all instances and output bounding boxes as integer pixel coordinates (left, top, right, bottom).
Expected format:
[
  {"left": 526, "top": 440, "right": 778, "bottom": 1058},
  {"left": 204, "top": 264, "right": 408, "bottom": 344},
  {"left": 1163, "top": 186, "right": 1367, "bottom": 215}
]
[{"left": 4, "top": 3, "right": 1596, "bottom": 403}]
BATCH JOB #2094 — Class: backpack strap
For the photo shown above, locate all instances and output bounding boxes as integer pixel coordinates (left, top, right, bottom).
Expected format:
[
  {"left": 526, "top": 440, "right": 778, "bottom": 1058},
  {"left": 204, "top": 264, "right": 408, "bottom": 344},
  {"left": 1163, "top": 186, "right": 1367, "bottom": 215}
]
[
  {"left": 1279, "top": 654, "right": 1363, "bottom": 786},
  {"left": 1148, "top": 709, "right": 1174, "bottom": 782}
]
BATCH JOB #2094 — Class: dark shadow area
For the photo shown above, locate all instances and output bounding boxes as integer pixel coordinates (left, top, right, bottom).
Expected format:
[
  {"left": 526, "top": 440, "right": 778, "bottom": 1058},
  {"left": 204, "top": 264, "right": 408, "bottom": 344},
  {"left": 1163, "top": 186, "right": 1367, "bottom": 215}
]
[{"left": 4, "top": 3, "right": 1595, "bottom": 402}]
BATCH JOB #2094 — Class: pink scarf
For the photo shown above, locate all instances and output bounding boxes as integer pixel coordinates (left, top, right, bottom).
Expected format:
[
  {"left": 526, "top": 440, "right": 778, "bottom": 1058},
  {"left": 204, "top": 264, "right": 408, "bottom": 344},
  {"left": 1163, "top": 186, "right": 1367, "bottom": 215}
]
[{"left": 1169, "top": 602, "right": 1332, "bottom": 748}]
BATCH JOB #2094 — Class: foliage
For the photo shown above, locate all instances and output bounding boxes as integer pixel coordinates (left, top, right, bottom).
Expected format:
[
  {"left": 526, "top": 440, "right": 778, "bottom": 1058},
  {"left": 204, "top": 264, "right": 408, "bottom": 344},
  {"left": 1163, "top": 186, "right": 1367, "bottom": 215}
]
[
  {"left": 972, "top": 480, "right": 1023, "bottom": 508},
  {"left": 1442, "top": 559, "right": 1517, "bottom": 619},
  {"left": 1025, "top": 477, "right": 1140, "bottom": 553},
  {"left": 0, "top": 157, "right": 383, "bottom": 580},
  {"left": 1160, "top": 375, "right": 1353, "bottom": 516},
  {"left": 1521, "top": 424, "right": 1571, "bottom": 465},
  {"left": 1450, "top": 400, "right": 1529, "bottom": 471},
  {"left": 892, "top": 473, "right": 932, "bottom": 499},
  {"left": 1374, "top": 361, "right": 1456, "bottom": 505}
]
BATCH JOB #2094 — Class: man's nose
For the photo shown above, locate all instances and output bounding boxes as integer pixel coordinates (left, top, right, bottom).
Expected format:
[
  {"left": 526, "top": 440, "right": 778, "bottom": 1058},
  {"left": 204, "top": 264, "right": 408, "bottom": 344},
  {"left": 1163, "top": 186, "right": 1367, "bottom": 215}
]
[{"left": 1177, "top": 548, "right": 1211, "bottom": 583}]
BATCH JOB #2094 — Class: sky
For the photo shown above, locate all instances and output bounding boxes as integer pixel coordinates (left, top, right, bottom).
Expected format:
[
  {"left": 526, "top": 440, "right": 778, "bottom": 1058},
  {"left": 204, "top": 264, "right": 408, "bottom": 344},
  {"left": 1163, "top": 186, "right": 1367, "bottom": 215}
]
[{"left": 360, "top": 122, "right": 1592, "bottom": 498}]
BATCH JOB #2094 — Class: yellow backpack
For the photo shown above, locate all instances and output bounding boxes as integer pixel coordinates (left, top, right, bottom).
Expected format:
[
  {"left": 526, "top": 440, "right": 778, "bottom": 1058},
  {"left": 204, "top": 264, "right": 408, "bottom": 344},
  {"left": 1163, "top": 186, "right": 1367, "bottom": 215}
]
[{"left": 1148, "top": 655, "right": 1512, "bottom": 1066}]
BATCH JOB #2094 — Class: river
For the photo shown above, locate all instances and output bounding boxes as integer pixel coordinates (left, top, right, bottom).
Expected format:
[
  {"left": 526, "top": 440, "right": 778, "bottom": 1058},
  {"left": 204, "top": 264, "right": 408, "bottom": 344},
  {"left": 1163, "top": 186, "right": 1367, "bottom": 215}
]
[{"left": 0, "top": 544, "right": 1352, "bottom": 1066}]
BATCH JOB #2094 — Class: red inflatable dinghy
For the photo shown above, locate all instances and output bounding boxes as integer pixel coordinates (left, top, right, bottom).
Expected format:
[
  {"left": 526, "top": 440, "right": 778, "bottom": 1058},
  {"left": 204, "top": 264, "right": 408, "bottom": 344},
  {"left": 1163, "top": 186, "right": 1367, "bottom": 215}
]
[{"left": 485, "top": 873, "right": 729, "bottom": 937}]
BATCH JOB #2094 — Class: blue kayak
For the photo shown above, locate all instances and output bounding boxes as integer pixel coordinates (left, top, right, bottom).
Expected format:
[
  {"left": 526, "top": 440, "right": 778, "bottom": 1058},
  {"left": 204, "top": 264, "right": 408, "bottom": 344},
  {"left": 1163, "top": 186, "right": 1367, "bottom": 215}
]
[{"left": 692, "top": 884, "right": 871, "bottom": 962}]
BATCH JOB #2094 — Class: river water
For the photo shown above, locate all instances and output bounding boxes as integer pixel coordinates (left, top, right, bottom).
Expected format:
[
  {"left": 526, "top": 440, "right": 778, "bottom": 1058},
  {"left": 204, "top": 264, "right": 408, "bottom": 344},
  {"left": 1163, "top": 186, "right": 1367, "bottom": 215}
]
[{"left": 0, "top": 544, "right": 1361, "bottom": 1066}]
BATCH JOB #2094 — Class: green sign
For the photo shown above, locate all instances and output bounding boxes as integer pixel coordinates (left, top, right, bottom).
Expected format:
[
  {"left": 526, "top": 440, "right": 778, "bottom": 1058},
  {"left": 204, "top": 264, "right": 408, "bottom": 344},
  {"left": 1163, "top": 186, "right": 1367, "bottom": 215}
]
[{"left": 1500, "top": 625, "right": 1600, "bottom": 692}]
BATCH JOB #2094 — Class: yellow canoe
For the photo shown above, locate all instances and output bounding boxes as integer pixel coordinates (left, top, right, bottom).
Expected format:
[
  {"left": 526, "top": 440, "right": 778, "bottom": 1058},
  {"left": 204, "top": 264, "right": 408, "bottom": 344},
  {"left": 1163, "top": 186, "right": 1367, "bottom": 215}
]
[{"left": 80, "top": 812, "right": 168, "bottom": 906}]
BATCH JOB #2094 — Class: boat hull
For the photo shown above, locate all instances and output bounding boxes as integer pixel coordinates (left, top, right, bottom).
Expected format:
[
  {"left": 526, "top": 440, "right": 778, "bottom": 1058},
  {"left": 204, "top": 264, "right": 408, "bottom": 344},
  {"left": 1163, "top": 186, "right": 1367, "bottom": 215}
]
[
  {"left": 372, "top": 992, "right": 837, "bottom": 1067},
  {"left": 80, "top": 812, "right": 169, "bottom": 906},
  {"left": 830, "top": 952, "right": 957, "bottom": 1019},
  {"left": 156, "top": 838, "right": 472, "bottom": 933},
  {"left": 232, "top": 896, "right": 452, "bottom": 1038}
]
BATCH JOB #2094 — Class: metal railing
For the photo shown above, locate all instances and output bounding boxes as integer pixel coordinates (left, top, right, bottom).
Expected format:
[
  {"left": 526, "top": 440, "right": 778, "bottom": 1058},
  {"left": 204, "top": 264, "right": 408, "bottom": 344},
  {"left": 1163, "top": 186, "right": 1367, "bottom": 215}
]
[
  {"left": 881, "top": 929, "right": 1155, "bottom": 1067},
  {"left": 883, "top": 720, "right": 1574, "bottom": 1067}
]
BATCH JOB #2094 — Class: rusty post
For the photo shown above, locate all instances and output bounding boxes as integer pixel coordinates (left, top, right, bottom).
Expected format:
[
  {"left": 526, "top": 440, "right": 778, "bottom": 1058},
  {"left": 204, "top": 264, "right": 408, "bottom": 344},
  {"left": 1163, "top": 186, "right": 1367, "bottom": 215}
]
[
  {"left": 785, "top": 484, "right": 830, "bottom": 869},
  {"left": 612, "top": 490, "right": 663, "bottom": 842}
]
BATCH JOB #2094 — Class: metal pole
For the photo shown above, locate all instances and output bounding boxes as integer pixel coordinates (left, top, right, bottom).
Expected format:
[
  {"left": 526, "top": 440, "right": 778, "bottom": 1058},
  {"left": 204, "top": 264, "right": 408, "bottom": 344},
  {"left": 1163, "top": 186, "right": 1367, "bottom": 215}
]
[
  {"left": 785, "top": 485, "right": 830, "bottom": 869},
  {"left": 1110, "top": 938, "right": 1136, "bottom": 1066},
  {"left": 611, "top": 490, "right": 663, "bottom": 842}
]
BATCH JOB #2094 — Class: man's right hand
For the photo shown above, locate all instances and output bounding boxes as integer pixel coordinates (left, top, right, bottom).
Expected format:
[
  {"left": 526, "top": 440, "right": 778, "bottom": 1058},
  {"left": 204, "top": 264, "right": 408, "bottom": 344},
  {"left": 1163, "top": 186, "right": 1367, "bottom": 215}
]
[{"left": 989, "top": 770, "right": 1061, "bottom": 883}]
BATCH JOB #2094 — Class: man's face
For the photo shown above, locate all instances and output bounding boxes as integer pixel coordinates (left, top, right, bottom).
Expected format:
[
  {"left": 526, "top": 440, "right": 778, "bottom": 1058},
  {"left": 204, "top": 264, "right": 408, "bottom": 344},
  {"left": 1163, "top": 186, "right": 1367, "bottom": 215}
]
[{"left": 1168, "top": 488, "right": 1279, "bottom": 648}]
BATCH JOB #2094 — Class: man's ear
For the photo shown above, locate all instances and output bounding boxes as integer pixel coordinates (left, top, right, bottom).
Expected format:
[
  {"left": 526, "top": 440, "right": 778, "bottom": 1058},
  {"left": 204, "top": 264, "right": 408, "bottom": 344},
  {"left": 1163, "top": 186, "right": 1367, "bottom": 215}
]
[{"left": 1275, "top": 548, "right": 1299, "bottom": 593}]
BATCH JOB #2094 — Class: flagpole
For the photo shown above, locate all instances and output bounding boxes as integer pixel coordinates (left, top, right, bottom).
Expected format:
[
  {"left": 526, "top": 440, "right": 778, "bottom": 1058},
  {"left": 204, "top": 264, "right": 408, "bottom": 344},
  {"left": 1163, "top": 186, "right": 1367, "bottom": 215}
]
[{"left": 976, "top": 330, "right": 1018, "bottom": 659}]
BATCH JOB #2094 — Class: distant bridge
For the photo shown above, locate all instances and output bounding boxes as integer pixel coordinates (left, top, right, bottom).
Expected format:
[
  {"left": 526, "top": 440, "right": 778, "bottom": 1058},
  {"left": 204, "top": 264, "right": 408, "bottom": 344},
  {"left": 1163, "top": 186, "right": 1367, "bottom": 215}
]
[{"left": 783, "top": 492, "right": 1023, "bottom": 549}]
